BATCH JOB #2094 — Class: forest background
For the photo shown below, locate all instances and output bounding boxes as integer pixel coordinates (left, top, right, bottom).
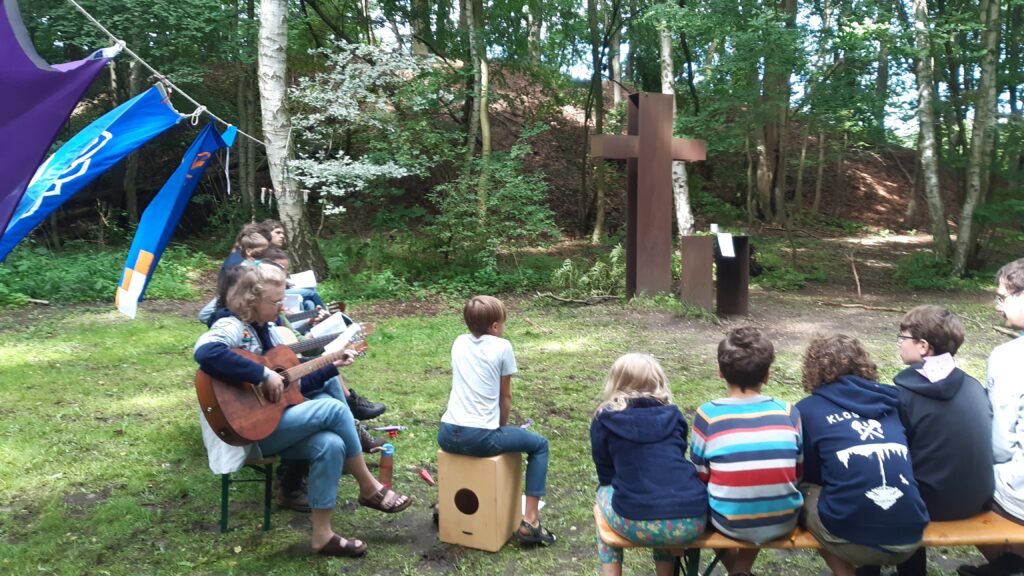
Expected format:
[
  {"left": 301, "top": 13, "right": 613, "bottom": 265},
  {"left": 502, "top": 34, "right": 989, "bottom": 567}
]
[
  {"left": 2, "top": 2, "right": 1023, "bottom": 575},
  {"left": 0, "top": 0, "right": 1019, "bottom": 305}
]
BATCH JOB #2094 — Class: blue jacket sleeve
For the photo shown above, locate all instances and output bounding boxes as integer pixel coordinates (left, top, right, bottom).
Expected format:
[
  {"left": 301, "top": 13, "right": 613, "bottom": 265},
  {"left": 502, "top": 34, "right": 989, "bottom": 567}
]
[
  {"left": 195, "top": 341, "right": 264, "bottom": 385},
  {"left": 297, "top": 362, "right": 340, "bottom": 395}
]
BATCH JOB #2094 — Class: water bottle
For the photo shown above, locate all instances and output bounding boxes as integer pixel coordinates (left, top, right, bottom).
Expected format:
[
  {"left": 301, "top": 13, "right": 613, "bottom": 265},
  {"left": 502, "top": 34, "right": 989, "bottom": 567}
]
[{"left": 378, "top": 443, "right": 395, "bottom": 490}]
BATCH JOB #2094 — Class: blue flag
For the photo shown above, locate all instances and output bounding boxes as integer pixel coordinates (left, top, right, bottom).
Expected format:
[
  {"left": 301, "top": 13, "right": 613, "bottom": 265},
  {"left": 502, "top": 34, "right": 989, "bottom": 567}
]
[
  {"left": 0, "top": 84, "right": 183, "bottom": 261},
  {"left": 116, "top": 122, "right": 237, "bottom": 318}
]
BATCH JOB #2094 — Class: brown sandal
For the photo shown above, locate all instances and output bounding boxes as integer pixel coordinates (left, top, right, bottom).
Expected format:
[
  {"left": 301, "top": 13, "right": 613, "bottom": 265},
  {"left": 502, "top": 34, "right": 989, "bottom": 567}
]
[
  {"left": 358, "top": 487, "right": 413, "bottom": 513},
  {"left": 315, "top": 534, "right": 367, "bottom": 557}
]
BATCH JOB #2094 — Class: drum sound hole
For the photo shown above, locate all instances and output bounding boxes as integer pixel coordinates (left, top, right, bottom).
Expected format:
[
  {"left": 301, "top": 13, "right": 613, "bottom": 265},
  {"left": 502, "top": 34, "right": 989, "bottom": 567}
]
[{"left": 454, "top": 488, "right": 479, "bottom": 515}]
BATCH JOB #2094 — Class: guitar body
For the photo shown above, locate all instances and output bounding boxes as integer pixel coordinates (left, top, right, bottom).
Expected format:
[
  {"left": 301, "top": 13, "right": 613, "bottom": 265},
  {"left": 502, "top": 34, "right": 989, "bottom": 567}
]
[{"left": 195, "top": 346, "right": 305, "bottom": 446}]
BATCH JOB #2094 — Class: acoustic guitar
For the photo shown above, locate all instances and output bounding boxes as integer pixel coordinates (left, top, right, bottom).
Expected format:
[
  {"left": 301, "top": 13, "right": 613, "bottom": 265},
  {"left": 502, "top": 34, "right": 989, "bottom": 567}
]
[
  {"left": 195, "top": 331, "right": 368, "bottom": 446},
  {"left": 284, "top": 301, "right": 345, "bottom": 324},
  {"left": 273, "top": 323, "right": 375, "bottom": 357}
]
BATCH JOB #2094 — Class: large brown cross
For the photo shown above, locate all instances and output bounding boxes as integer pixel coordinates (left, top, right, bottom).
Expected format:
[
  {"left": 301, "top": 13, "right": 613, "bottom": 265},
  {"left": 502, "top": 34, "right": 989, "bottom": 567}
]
[{"left": 591, "top": 93, "right": 706, "bottom": 297}]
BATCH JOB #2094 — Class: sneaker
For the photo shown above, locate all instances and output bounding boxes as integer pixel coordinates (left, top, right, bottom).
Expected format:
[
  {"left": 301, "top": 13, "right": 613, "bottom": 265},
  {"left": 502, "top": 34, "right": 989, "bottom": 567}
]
[
  {"left": 357, "top": 421, "right": 387, "bottom": 454},
  {"left": 274, "top": 480, "right": 311, "bottom": 513},
  {"left": 958, "top": 554, "right": 1024, "bottom": 576},
  {"left": 347, "top": 388, "right": 386, "bottom": 421}
]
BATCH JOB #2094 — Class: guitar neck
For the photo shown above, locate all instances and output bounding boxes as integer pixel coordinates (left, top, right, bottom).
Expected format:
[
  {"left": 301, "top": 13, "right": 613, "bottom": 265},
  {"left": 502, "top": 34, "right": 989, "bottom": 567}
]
[
  {"left": 284, "top": 301, "right": 341, "bottom": 323},
  {"left": 287, "top": 332, "right": 341, "bottom": 355},
  {"left": 282, "top": 342, "right": 367, "bottom": 382}
]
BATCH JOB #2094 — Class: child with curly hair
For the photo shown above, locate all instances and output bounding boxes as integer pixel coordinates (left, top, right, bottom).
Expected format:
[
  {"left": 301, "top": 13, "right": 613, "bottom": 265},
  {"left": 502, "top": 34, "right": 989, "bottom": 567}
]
[{"left": 796, "top": 334, "right": 928, "bottom": 576}]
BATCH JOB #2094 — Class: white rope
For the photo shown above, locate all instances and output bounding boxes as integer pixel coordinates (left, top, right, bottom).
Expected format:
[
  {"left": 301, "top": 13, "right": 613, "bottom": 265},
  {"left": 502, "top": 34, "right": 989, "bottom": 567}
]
[{"left": 64, "top": 0, "right": 267, "bottom": 148}]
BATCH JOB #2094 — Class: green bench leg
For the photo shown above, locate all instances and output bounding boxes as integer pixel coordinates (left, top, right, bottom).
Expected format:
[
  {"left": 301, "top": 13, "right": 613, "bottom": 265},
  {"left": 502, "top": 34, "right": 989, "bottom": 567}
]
[
  {"left": 219, "top": 462, "right": 274, "bottom": 533},
  {"left": 262, "top": 461, "right": 273, "bottom": 531},
  {"left": 220, "top": 473, "right": 230, "bottom": 533}
]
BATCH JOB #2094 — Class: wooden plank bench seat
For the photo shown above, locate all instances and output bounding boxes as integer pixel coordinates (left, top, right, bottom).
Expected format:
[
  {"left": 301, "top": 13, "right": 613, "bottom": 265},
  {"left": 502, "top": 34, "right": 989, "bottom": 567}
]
[{"left": 594, "top": 505, "right": 1024, "bottom": 575}]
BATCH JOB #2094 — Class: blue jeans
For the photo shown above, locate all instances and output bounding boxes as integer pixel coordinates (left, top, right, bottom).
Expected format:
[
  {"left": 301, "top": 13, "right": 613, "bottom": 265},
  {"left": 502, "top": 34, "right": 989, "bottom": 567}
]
[
  {"left": 257, "top": 390, "right": 360, "bottom": 509},
  {"left": 437, "top": 422, "right": 549, "bottom": 497},
  {"left": 287, "top": 286, "right": 325, "bottom": 310}
]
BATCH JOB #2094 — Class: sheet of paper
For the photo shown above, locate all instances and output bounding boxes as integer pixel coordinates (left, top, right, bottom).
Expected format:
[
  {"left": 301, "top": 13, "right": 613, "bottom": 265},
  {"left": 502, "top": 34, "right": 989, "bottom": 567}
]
[
  {"left": 288, "top": 269, "right": 317, "bottom": 289},
  {"left": 717, "top": 232, "right": 735, "bottom": 258},
  {"left": 308, "top": 311, "right": 348, "bottom": 339},
  {"left": 323, "top": 322, "right": 364, "bottom": 354},
  {"left": 282, "top": 293, "right": 303, "bottom": 314}
]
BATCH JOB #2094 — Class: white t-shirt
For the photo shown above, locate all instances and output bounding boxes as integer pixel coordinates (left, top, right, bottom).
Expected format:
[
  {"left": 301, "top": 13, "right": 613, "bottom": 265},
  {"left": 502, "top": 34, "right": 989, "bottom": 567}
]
[
  {"left": 989, "top": 336, "right": 1024, "bottom": 519},
  {"left": 440, "top": 333, "right": 518, "bottom": 430}
]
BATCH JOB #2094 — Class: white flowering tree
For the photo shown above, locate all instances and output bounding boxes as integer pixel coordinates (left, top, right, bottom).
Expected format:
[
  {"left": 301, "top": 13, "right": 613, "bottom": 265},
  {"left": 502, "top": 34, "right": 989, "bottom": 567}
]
[{"left": 289, "top": 42, "right": 455, "bottom": 216}]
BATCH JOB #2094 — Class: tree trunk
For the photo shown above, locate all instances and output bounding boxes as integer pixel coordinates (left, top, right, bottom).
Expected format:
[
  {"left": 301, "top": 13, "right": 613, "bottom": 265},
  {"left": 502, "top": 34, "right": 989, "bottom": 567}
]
[
  {"left": 912, "top": 0, "right": 951, "bottom": 259},
  {"left": 609, "top": 19, "right": 622, "bottom": 107},
  {"left": 464, "top": 0, "right": 480, "bottom": 162},
  {"left": 813, "top": 130, "right": 826, "bottom": 213},
  {"left": 122, "top": 58, "right": 142, "bottom": 224},
  {"left": 525, "top": 0, "right": 542, "bottom": 64},
  {"left": 410, "top": 0, "right": 432, "bottom": 56},
  {"left": 794, "top": 124, "right": 808, "bottom": 214},
  {"left": 952, "top": 0, "right": 999, "bottom": 275},
  {"left": 476, "top": 0, "right": 491, "bottom": 216},
  {"left": 258, "top": 0, "right": 326, "bottom": 276},
  {"left": 660, "top": 22, "right": 693, "bottom": 237},
  {"left": 875, "top": 40, "right": 889, "bottom": 141},
  {"left": 588, "top": 0, "right": 606, "bottom": 244}
]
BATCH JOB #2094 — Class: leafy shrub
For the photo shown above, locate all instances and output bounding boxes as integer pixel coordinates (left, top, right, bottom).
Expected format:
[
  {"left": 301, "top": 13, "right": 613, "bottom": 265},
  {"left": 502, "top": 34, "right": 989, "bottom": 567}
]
[
  {"left": 892, "top": 252, "right": 977, "bottom": 291},
  {"left": 551, "top": 244, "right": 626, "bottom": 298},
  {"left": 691, "top": 191, "right": 744, "bottom": 225},
  {"left": 428, "top": 138, "right": 558, "bottom": 267},
  {"left": 750, "top": 241, "right": 827, "bottom": 291},
  {"left": 0, "top": 242, "right": 211, "bottom": 304}
]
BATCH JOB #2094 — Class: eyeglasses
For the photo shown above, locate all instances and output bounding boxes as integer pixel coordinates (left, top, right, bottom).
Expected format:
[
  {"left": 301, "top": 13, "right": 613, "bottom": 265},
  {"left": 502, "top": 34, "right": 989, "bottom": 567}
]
[
  {"left": 996, "top": 290, "right": 1021, "bottom": 304},
  {"left": 896, "top": 334, "right": 916, "bottom": 344}
]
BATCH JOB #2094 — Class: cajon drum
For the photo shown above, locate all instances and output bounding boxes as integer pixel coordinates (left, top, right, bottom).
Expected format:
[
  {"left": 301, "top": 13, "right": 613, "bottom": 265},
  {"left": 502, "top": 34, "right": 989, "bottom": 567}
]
[{"left": 437, "top": 450, "right": 522, "bottom": 552}]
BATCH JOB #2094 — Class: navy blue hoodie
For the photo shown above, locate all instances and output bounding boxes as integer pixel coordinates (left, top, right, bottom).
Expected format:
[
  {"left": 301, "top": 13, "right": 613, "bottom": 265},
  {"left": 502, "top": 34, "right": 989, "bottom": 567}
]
[
  {"left": 894, "top": 365, "right": 993, "bottom": 520},
  {"left": 796, "top": 375, "right": 929, "bottom": 546},
  {"left": 590, "top": 397, "right": 708, "bottom": 520}
]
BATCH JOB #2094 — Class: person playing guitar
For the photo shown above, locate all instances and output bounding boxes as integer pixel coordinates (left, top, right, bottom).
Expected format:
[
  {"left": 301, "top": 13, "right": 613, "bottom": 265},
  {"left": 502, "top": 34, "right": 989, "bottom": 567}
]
[{"left": 194, "top": 261, "right": 411, "bottom": 557}]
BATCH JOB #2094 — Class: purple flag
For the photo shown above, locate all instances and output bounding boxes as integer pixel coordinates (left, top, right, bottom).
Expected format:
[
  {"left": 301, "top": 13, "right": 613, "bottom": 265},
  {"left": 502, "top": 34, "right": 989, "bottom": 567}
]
[{"left": 0, "top": 0, "right": 115, "bottom": 234}]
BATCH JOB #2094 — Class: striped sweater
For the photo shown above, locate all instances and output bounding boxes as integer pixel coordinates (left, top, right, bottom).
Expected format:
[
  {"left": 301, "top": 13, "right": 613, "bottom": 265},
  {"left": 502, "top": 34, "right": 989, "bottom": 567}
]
[{"left": 691, "top": 395, "right": 803, "bottom": 543}]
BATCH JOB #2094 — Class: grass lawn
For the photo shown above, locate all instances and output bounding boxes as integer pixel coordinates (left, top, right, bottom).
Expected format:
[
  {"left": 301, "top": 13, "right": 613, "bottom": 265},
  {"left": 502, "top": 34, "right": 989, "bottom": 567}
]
[{"left": 0, "top": 279, "right": 1007, "bottom": 575}]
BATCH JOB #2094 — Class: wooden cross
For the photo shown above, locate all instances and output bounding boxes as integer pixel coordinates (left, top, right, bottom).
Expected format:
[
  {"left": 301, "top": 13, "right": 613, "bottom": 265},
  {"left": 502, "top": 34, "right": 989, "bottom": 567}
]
[{"left": 590, "top": 93, "right": 706, "bottom": 297}]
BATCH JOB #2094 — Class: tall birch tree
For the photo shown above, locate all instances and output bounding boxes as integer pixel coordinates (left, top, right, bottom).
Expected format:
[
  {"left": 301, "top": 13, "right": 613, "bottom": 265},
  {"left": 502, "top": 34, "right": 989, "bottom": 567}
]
[
  {"left": 952, "top": 0, "right": 1000, "bottom": 275},
  {"left": 258, "top": 0, "right": 326, "bottom": 275},
  {"left": 911, "top": 0, "right": 951, "bottom": 259}
]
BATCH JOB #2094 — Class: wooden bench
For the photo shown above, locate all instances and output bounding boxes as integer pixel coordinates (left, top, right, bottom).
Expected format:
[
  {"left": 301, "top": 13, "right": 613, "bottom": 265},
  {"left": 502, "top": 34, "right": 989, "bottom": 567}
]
[{"left": 594, "top": 505, "right": 1024, "bottom": 575}]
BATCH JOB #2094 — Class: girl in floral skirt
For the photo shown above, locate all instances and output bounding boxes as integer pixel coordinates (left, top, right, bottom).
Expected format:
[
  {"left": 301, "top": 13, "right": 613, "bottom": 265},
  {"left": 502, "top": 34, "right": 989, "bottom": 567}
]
[{"left": 590, "top": 353, "right": 709, "bottom": 576}]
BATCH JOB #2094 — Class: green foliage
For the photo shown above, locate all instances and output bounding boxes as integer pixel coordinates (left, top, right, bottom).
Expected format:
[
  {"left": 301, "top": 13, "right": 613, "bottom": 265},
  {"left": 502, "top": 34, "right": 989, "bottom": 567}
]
[
  {"left": 428, "top": 140, "right": 558, "bottom": 266},
  {"left": 751, "top": 240, "right": 828, "bottom": 291},
  {"left": 0, "top": 243, "right": 211, "bottom": 304},
  {"left": 550, "top": 244, "right": 626, "bottom": 298},
  {"left": 892, "top": 252, "right": 983, "bottom": 291},
  {"left": 691, "top": 190, "right": 745, "bottom": 225}
]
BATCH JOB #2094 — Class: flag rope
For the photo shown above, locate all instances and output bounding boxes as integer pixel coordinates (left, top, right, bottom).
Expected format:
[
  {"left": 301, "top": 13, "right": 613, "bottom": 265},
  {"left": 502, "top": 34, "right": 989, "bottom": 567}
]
[{"left": 64, "top": 0, "right": 267, "bottom": 149}]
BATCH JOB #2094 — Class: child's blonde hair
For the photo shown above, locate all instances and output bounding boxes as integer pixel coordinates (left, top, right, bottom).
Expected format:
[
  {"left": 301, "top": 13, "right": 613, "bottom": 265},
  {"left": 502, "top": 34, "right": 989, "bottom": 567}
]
[
  {"left": 598, "top": 353, "right": 673, "bottom": 412},
  {"left": 463, "top": 295, "right": 507, "bottom": 337}
]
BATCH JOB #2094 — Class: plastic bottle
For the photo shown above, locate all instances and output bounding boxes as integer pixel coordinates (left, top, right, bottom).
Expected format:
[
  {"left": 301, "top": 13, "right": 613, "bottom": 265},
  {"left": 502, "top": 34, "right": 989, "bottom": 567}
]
[{"left": 378, "top": 443, "right": 395, "bottom": 490}]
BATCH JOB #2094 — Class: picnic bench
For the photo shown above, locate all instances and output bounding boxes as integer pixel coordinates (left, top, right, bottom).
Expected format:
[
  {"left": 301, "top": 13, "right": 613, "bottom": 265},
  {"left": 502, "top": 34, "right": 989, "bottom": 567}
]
[{"left": 594, "top": 505, "right": 1024, "bottom": 575}]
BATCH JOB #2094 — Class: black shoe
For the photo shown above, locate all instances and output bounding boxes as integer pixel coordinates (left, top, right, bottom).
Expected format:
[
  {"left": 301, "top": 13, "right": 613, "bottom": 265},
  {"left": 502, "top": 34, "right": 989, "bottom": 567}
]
[
  {"left": 274, "top": 480, "right": 311, "bottom": 513},
  {"left": 958, "top": 554, "right": 1024, "bottom": 576},
  {"left": 347, "top": 388, "right": 386, "bottom": 421},
  {"left": 357, "top": 421, "right": 387, "bottom": 454}
]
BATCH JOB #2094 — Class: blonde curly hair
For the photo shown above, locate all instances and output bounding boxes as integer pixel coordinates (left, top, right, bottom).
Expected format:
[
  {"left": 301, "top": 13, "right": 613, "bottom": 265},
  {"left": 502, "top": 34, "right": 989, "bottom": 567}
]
[
  {"left": 801, "top": 333, "right": 878, "bottom": 392},
  {"left": 598, "top": 353, "right": 673, "bottom": 413},
  {"left": 225, "top": 261, "right": 286, "bottom": 324}
]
